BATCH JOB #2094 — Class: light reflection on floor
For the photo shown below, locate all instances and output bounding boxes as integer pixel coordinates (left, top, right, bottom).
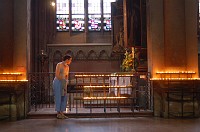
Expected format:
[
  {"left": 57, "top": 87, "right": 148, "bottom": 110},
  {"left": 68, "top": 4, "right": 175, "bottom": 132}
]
[{"left": 1, "top": 117, "right": 200, "bottom": 132}]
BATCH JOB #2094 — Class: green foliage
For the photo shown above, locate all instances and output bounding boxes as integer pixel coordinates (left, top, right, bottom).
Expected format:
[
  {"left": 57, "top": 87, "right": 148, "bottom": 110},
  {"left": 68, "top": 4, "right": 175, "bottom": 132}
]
[{"left": 121, "top": 50, "right": 134, "bottom": 72}]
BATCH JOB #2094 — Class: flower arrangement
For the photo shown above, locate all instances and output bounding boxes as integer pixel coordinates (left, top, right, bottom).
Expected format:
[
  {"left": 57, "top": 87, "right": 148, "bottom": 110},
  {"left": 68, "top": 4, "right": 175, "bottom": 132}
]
[{"left": 121, "top": 49, "right": 135, "bottom": 72}]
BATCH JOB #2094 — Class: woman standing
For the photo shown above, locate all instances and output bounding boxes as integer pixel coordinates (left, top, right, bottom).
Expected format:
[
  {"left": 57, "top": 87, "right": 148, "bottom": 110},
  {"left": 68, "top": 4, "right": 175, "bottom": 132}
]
[{"left": 53, "top": 54, "right": 72, "bottom": 119}]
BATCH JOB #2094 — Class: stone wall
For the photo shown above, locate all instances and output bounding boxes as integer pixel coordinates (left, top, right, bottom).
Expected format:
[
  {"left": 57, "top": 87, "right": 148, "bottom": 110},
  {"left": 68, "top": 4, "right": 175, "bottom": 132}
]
[
  {"left": 0, "top": 82, "right": 28, "bottom": 121},
  {"left": 47, "top": 43, "right": 121, "bottom": 72},
  {"left": 153, "top": 80, "right": 200, "bottom": 118}
]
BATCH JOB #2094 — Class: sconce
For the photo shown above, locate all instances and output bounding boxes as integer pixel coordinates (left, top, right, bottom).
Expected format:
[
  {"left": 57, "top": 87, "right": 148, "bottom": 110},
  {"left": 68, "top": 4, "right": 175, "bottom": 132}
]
[
  {"left": 50, "top": 1, "right": 55, "bottom": 7},
  {"left": 38, "top": 50, "right": 48, "bottom": 72}
]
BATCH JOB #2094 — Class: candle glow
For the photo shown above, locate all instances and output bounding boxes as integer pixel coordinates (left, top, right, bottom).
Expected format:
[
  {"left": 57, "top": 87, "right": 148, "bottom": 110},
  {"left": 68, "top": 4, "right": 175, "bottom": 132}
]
[{"left": 83, "top": 96, "right": 128, "bottom": 100}]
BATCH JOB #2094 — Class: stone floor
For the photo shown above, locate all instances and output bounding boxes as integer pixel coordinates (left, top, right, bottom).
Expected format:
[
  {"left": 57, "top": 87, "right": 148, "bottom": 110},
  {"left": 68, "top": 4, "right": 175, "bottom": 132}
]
[
  {"left": 1, "top": 117, "right": 200, "bottom": 132},
  {"left": 27, "top": 107, "right": 153, "bottom": 119}
]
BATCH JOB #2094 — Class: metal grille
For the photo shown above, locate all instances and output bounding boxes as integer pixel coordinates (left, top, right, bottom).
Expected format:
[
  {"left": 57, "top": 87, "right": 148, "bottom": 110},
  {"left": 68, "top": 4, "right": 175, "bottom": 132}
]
[
  {"left": 28, "top": 72, "right": 153, "bottom": 116},
  {"left": 28, "top": 72, "right": 54, "bottom": 111}
]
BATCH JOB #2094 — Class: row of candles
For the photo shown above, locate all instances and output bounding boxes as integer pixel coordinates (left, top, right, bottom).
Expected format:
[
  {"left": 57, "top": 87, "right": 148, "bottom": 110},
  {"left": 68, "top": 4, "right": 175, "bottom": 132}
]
[
  {"left": 0, "top": 71, "right": 198, "bottom": 81},
  {"left": 75, "top": 74, "right": 134, "bottom": 77},
  {"left": 83, "top": 85, "right": 132, "bottom": 88},
  {"left": 0, "top": 73, "right": 22, "bottom": 75},
  {"left": 151, "top": 78, "right": 200, "bottom": 80},
  {"left": 83, "top": 97, "right": 128, "bottom": 100},
  {"left": 156, "top": 71, "right": 196, "bottom": 74},
  {"left": 152, "top": 71, "right": 199, "bottom": 80},
  {"left": 0, "top": 73, "right": 28, "bottom": 82}
]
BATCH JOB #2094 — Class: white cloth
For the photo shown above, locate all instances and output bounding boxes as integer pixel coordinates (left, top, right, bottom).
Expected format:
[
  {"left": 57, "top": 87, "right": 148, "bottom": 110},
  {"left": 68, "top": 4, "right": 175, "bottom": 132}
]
[{"left": 109, "top": 77, "right": 131, "bottom": 96}]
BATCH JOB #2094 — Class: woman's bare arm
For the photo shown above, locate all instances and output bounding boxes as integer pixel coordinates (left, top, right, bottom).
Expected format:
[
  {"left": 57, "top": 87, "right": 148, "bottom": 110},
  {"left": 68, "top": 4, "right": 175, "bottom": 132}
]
[{"left": 55, "top": 63, "right": 62, "bottom": 80}]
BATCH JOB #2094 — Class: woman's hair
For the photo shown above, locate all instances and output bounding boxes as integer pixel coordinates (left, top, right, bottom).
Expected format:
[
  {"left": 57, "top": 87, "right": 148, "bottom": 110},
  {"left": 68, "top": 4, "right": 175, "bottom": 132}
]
[{"left": 62, "top": 54, "right": 72, "bottom": 61}]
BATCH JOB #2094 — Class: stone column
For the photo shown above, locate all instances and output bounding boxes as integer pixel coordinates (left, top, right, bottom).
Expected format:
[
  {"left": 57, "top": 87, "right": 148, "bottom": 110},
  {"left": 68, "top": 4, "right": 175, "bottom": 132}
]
[
  {"left": 13, "top": 0, "right": 29, "bottom": 79},
  {"left": 123, "top": 0, "right": 128, "bottom": 48},
  {"left": 147, "top": 0, "right": 199, "bottom": 117},
  {"left": 147, "top": 0, "right": 198, "bottom": 78}
]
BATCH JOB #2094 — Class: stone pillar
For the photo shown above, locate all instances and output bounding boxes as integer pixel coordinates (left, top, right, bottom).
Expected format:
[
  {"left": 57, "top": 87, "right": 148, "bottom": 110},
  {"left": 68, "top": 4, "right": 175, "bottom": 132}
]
[
  {"left": 0, "top": 0, "right": 14, "bottom": 71},
  {"left": 147, "top": 0, "right": 199, "bottom": 117},
  {"left": 13, "top": 0, "right": 30, "bottom": 79},
  {"left": 123, "top": 0, "right": 128, "bottom": 48},
  {"left": 147, "top": 0, "right": 198, "bottom": 78}
]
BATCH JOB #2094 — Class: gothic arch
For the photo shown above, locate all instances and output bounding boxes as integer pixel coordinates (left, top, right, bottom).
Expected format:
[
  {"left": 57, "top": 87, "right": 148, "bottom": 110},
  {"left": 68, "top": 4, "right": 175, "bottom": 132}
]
[
  {"left": 53, "top": 50, "right": 62, "bottom": 70},
  {"left": 65, "top": 50, "right": 74, "bottom": 58},
  {"left": 98, "top": 50, "right": 109, "bottom": 60},
  {"left": 75, "top": 50, "right": 86, "bottom": 60},
  {"left": 87, "top": 50, "right": 98, "bottom": 60}
]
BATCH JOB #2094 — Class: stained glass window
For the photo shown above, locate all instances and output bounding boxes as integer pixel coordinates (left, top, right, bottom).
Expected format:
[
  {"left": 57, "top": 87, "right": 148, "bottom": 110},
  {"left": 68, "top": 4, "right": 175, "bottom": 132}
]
[
  {"left": 88, "top": 0, "right": 101, "bottom": 14},
  {"left": 71, "top": 0, "right": 85, "bottom": 31},
  {"left": 56, "top": 0, "right": 116, "bottom": 32},
  {"left": 199, "top": 0, "right": 200, "bottom": 30},
  {"left": 103, "top": 0, "right": 116, "bottom": 14},
  {"left": 88, "top": 0, "right": 101, "bottom": 31},
  {"left": 56, "top": 0, "right": 69, "bottom": 31},
  {"left": 103, "top": 15, "right": 111, "bottom": 31},
  {"left": 56, "top": 0, "right": 69, "bottom": 14},
  {"left": 56, "top": 15, "right": 69, "bottom": 31},
  {"left": 71, "top": 15, "right": 85, "bottom": 31},
  {"left": 103, "top": 0, "right": 116, "bottom": 31},
  {"left": 88, "top": 15, "right": 101, "bottom": 31}
]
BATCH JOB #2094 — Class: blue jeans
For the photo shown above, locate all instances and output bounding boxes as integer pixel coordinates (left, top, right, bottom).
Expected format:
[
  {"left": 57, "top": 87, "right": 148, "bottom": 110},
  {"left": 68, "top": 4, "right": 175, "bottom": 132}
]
[{"left": 53, "top": 78, "right": 67, "bottom": 112}]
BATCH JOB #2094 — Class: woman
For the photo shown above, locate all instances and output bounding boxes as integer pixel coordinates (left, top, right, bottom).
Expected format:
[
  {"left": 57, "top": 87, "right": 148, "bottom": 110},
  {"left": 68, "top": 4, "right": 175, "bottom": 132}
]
[{"left": 53, "top": 54, "right": 72, "bottom": 119}]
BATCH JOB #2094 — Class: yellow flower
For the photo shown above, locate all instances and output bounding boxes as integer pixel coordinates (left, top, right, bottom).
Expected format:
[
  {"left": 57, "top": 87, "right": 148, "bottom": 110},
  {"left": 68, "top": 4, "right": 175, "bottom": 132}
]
[{"left": 121, "top": 50, "right": 134, "bottom": 72}]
